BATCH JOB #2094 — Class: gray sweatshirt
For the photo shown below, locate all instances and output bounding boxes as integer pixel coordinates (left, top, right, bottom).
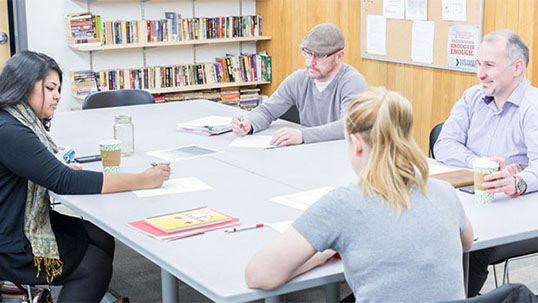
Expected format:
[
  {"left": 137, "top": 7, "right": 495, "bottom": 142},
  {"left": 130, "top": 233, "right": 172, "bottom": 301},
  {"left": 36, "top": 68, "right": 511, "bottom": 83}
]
[{"left": 247, "top": 63, "right": 368, "bottom": 143}]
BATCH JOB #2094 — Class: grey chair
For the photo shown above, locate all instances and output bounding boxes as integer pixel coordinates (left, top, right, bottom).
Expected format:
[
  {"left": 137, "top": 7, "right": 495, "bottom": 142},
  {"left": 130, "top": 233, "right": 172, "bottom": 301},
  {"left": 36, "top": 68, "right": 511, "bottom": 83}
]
[
  {"left": 447, "top": 283, "right": 538, "bottom": 303},
  {"left": 82, "top": 89, "right": 154, "bottom": 110},
  {"left": 279, "top": 105, "right": 300, "bottom": 124},
  {"left": 429, "top": 122, "right": 444, "bottom": 159}
]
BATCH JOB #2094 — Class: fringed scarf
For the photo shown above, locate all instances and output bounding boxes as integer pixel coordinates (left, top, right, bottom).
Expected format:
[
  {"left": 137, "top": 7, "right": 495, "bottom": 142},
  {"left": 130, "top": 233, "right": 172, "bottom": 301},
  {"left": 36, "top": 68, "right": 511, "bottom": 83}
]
[{"left": 4, "top": 103, "right": 63, "bottom": 283}]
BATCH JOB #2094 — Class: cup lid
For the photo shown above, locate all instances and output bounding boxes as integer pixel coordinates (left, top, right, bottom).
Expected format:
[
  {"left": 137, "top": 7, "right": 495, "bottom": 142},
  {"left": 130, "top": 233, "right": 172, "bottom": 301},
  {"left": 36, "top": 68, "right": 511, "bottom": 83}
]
[
  {"left": 472, "top": 157, "right": 499, "bottom": 169},
  {"left": 99, "top": 139, "right": 122, "bottom": 146}
]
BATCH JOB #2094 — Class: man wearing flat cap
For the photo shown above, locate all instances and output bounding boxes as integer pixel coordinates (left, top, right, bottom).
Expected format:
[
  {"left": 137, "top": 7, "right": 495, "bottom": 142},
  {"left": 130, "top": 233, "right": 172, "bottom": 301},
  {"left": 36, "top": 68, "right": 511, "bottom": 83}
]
[{"left": 231, "top": 23, "right": 368, "bottom": 146}]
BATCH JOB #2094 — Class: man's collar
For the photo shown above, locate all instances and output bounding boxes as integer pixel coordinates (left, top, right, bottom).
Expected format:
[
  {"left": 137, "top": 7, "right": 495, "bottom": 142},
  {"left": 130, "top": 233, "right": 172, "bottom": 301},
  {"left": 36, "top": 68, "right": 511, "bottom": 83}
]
[{"left": 481, "top": 78, "right": 529, "bottom": 107}]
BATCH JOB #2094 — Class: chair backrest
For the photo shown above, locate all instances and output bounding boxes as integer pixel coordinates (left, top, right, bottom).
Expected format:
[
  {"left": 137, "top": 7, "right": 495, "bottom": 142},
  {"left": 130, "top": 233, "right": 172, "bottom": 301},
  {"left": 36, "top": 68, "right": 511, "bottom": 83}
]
[
  {"left": 279, "top": 105, "right": 300, "bottom": 124},
  {"left": 429, "top": 122, "right": 444, "bottom": 159},
  {"left": 446, "top": 283, "right": 538, "bottom": 303},
  {"left": 82, "top": 90, "right": 155, "bottom": 110}
]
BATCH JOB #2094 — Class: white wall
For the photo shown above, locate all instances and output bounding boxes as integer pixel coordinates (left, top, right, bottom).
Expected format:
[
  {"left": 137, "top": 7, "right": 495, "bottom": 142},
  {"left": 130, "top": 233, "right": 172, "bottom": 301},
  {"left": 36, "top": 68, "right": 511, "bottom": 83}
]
[{"left": 25, "top": 0, "right": 257, "bottom": 111}]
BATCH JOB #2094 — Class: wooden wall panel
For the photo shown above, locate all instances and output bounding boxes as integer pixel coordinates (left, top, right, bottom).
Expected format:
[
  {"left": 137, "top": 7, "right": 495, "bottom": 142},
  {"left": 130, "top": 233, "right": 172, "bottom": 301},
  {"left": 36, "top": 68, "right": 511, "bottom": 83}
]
[{"left": 257, "top": 0, "right": 538, "bottom": 153}]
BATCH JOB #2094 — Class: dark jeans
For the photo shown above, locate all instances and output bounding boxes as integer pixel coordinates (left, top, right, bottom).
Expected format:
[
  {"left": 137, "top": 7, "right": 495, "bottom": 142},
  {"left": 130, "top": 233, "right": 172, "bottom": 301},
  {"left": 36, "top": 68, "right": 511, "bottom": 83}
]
[{"left": 468, "top": 237, "right": 538, "bottom": 297}]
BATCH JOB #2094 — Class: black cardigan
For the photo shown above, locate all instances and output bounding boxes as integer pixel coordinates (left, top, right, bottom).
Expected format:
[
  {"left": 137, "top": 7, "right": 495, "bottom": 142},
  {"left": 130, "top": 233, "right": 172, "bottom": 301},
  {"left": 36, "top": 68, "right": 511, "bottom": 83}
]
[{"left": 0, "top": 110, "right": 103, "bottom": 253}]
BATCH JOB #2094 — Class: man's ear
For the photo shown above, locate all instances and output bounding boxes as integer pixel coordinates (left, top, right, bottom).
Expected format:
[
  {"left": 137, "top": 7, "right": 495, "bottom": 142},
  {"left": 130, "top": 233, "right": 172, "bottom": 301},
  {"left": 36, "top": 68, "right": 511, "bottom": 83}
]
[
  {"left": 350, "top": 133, "right": 363, "bottom": 156},
  {"left": 514, "top": 59, "right": 525, "bottom": 77}
]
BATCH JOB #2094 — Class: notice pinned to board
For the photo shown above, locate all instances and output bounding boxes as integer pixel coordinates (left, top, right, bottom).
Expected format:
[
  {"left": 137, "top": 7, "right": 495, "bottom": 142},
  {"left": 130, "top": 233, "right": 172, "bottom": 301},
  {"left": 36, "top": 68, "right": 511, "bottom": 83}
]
[{"left": 447, "top": 24, "right": 480, "bottom": 71}]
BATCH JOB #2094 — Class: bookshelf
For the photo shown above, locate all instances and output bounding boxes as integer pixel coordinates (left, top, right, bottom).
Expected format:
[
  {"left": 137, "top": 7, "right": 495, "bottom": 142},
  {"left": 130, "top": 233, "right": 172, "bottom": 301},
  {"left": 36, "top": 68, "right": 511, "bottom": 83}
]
[{"left": 67, "top": 0, "right": 271, "bottom": 105}]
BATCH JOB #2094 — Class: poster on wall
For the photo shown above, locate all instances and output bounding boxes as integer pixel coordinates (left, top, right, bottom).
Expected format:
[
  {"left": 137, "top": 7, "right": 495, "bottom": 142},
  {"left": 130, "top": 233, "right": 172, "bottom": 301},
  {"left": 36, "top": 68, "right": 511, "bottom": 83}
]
[{"left": 447, "top": 24, "right": 480, "bottom": 71}]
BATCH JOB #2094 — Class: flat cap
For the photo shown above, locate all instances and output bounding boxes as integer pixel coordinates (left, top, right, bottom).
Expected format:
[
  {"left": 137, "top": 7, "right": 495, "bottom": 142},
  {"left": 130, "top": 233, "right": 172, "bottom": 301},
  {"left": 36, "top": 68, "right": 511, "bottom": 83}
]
[{"left": 300, "top": 23, "right": 345, "bottom": 55}]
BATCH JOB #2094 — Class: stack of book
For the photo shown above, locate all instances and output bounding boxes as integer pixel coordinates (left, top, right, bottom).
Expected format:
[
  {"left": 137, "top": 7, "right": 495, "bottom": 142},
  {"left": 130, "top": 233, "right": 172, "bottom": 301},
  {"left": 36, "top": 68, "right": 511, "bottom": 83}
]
[
  {"left": 66, "top": 13, "right": 101, "bottom": 46},
  {"left": 219, "top": 88, "right": 240, "bottom": 106},
  {"left": 70, "top": 70, "right": 98, "bottom": 98},
  {"left": 71, "top": 52, "right": 271, "bottom": 95},
  {"left": 68, "top": 12, "right": 263, "bottom": 47},
  {"left": 238, "top": 87, "right": 261, "bottom": 110},
  {"left": 177, "top": 115, "right": 233, "bottom": 136},
  {"left": 129, "top": 207, "right": 239, "bottom": 241}
]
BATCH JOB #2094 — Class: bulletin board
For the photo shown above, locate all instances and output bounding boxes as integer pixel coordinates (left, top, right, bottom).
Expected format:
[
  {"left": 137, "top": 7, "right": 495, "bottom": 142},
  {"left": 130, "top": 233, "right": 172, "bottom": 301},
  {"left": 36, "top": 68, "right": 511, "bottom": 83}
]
[{"left": 360, "top": 0, "right": 484, "bottom": 73}]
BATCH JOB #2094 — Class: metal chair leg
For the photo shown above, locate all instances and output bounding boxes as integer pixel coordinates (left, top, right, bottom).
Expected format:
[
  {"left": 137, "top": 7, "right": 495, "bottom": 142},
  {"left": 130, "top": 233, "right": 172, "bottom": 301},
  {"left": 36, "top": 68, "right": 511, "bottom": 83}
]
[
  {"left": 492, "top": 264, "right": 499, "bottom": 287},
  {"left": 502, "top": 259, "right": 509, "bottom": 284}
]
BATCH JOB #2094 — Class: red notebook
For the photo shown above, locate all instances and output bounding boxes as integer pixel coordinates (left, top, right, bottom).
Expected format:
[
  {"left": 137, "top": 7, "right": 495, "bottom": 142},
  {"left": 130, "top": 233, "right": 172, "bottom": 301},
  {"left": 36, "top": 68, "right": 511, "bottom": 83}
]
[{"left": 129, "top": 216, "right": 240, "bottom": 241}]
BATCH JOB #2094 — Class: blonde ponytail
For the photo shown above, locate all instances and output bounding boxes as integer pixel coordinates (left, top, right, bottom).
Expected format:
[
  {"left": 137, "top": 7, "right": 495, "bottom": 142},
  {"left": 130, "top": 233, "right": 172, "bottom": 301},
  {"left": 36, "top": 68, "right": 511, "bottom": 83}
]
[{"left": 345, "top": 87, "right": 428, "bottom": 215}]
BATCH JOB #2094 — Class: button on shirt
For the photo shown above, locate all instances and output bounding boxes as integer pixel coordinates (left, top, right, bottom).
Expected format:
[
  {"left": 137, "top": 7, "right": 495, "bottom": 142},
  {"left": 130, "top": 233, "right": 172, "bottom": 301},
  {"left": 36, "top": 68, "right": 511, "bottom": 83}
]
[{"left": 434, "top": 78, "right": 538, "bottom": 193}]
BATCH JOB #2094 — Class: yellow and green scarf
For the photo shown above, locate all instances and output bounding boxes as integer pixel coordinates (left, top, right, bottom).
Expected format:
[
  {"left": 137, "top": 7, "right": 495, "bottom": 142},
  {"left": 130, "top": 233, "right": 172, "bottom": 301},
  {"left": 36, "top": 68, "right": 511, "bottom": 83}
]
[{"left": 4, "top": 103, "right": 63, "bottom": 283}]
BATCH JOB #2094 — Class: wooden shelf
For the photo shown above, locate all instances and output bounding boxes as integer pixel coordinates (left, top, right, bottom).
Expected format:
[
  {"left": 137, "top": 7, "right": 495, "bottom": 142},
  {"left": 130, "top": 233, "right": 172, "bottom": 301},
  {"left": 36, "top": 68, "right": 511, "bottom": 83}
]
[
  {"left": 70, "top": 36, "right": 271, "bottom": 52},
  {"left": 73, "top": 81, "right": 270, "bottom": 101}
]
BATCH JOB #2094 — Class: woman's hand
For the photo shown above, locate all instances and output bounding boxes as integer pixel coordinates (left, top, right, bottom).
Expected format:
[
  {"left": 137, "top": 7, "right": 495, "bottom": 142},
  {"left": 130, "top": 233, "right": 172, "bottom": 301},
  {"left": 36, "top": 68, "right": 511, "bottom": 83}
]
[{"left": 141, "top": 162, "right": 171, "bottom": 189}]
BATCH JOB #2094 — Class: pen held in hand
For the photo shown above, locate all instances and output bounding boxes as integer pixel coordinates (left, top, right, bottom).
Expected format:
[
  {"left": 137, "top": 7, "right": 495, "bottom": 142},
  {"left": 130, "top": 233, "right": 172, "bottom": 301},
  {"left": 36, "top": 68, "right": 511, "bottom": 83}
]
[
  {"left": 225, "top": 224, "right": 264, "bottom": 233},
  {"left": 150, "top": 161, "right": 172, "bottom": 175}
]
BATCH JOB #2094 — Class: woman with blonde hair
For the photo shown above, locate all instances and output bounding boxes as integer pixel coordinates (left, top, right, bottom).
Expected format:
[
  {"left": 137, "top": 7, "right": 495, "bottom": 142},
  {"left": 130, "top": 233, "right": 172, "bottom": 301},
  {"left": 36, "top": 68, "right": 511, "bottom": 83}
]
[{"left": 245, "top": 87, "right": 474, "bottom": 302}]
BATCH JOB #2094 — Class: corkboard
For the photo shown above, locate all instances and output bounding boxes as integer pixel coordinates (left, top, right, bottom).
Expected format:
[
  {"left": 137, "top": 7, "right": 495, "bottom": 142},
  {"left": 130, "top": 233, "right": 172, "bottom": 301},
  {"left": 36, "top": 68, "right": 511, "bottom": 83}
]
[{"left": 360, "top": 0, "right": 483, "bottom": 73}]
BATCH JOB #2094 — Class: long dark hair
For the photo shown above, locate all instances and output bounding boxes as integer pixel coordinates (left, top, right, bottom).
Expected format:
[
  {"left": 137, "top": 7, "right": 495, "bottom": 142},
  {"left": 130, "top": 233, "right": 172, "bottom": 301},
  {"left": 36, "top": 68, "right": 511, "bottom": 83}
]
[{"left": 0, "top": 50, "right": 63, "bottom": 130}]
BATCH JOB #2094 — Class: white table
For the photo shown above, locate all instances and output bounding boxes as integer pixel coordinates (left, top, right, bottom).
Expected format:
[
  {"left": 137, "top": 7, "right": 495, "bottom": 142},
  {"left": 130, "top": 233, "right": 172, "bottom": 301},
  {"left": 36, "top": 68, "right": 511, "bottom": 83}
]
[{"left": 50, "top": 100, "right": 538, "bottom": 301}]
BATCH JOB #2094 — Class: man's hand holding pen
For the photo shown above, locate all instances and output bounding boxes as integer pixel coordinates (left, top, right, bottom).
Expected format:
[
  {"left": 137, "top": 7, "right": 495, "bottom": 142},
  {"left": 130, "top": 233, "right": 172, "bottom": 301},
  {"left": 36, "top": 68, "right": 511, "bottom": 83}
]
[{"left": 232, "top": 116, "right": 253, "bottom": 136}]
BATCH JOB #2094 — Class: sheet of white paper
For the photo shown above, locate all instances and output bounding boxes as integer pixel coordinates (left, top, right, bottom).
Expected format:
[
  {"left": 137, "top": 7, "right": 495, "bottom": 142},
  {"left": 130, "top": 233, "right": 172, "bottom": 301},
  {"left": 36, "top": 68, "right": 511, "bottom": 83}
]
[
  {"left": 229, "top": 135, "right": 275, "bottom": 149},
  {"left": 405, "top": 0, "right": 427, "bottom": 20},
  {"left": 411, "top": 20, "right": 435, "bottom": 64},
  {"left": 269, "top": 186, "right": 334, "bottom": 210},
  {"left": 366, "top": 15, "right": 387, "bottom": 55},
  {"left": 383, "top": 0, "right": 405, "bottom": 19},
  {"left": 442, "top": 0, "right": 466, "bottom": 21},
  {"left": 133, "top": 177, "right": 212, "bottom": 198},
  {"left": 428, "top": 161, "right": 466, "bottom": 175},
  {"left": 268, "top": 220, "right": 293, "bottom": 233},
  {"left": 178, "top": 115, "right": 232, "bottom": 128},
  {"left": 147, "top": 145, "right": 220, "bottom": 162}
]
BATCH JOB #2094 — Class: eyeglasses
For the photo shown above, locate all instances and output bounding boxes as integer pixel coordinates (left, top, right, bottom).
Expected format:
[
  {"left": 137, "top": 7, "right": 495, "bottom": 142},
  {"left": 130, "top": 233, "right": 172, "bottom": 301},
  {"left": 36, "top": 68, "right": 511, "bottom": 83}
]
[{"left": 301, "top": 49, "right": 339, "bottom": 61}]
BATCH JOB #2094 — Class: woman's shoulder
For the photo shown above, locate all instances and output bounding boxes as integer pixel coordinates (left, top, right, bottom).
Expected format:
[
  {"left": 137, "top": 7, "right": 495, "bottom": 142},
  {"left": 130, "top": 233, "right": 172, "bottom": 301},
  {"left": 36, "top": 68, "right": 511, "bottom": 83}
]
[{"left": 318, "top": 183, "right": 364, "bottom": 210}]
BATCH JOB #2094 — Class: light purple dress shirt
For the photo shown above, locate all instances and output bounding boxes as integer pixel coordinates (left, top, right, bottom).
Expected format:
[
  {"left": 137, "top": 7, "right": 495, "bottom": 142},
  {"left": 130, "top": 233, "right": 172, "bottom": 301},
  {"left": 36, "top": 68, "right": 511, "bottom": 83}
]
[{"left": 434, "top": 78, "right": 538, "bottom": 193}]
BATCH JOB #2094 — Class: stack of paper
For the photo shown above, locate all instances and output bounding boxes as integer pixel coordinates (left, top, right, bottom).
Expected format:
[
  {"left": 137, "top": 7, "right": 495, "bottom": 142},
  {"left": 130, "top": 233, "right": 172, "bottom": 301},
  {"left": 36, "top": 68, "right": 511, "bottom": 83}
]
[{"left": 177, "top": 115, "right": 233, "bottom": 136}]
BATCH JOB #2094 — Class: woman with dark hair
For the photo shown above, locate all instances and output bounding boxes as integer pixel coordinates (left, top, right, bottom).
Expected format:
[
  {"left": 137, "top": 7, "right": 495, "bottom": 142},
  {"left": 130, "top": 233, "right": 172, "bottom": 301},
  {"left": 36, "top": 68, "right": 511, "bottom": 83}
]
[{"left": 0, "top": 51, "right": 170, "bottom": 302}]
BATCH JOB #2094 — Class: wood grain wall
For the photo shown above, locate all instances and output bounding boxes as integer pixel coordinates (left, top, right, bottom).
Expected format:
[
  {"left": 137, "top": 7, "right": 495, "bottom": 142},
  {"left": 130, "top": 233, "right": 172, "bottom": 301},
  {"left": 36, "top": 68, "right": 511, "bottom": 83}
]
[{"left": 256, "top": 0, "right": 538, "bottom": 153}]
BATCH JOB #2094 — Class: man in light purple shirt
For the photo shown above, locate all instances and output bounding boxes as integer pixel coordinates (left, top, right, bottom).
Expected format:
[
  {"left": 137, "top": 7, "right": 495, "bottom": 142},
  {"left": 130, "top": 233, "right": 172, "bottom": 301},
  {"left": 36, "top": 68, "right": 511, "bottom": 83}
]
[{"left": 434, "top": 29, "right": 538, "bottom": 296}]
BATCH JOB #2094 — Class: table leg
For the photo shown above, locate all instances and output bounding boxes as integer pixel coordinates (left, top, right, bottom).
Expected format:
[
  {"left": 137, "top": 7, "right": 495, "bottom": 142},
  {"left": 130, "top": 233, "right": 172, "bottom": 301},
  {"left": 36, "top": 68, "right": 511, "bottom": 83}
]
[
  {"left": 264, "top": 295, "right": 283, "bottom": 303},
  {"left": 324, "top": 282, "right": 339, "bottom": 302},
  {"left": 161, "top": 269, "right": 179, "bottom": 303},
  {"left": 463, "top": 252, "right": 469, "bottom": 298}
]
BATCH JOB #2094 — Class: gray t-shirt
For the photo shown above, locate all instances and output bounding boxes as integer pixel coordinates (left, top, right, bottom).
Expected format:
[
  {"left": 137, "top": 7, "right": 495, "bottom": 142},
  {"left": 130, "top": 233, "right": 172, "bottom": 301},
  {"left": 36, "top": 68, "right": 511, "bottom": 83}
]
[
  {"left": 247, "top": 63, "right": 367, "bottom": 143},
  {"left": 293, "top": 179, "right": 467, "bottom": 302}
]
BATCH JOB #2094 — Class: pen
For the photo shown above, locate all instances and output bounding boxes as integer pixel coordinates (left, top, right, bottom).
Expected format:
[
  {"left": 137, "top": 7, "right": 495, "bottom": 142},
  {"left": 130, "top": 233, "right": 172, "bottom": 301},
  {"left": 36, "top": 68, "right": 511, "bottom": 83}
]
[
  {"left": 239, "top": 116, "right": 244, "bottom": 130},
  {"left": 150, "top": 161, "right": 158, "bottom": 167},
  {"left": 225, "top": 224, "right": 264, "bottom": 233}
]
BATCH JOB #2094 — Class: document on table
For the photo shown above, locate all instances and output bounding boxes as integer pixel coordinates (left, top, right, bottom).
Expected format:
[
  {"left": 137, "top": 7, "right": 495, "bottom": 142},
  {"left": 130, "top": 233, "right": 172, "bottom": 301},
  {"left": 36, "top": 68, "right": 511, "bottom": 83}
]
[
  {"left": 405, "top": 0, "right": 427, "bottom": 20},
  {"left": 442, "top": 0, "right": 466, "bottom": 21},
  {"left": 411, "top": 20, "right": 435, "bottom": 64},
  {"left": 147, "top": 144, "right": 221, "bottom": 162},
  {"left": 133, "top": 177, "right": 211, "bottom": 197},
  {"left": 268, "top": 220, "right": 293, "bottom": 233},
  {"left": 229, "top": 135, "right": 276, "bottom": 149},
  {"left": 366, "top": 15, "right": 387, "bottom": 55},
  {"left": 383, "top": 0, "right": 404, "bottom": 19},
  {"left": 428, "top": 161, "right": 463, "bottom": 176},
  {"left": 269, "top": 186, "right": 334, "bottom": 210}
]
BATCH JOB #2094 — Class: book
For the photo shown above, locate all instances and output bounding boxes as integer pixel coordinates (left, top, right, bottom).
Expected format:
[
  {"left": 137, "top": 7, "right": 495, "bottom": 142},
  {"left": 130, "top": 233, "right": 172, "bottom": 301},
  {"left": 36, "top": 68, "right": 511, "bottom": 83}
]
[
  {"left": 177, "top": 115, "right": 233, "bottom": 136},
  {"left": 145, "top": 206, "right": 231, "bottom": 233},
  {"left": 430, "top": 169, "right": 474, "bottom": 188},
  {"left": 129, "top": 207, "right": 240, "bottom": 240}
]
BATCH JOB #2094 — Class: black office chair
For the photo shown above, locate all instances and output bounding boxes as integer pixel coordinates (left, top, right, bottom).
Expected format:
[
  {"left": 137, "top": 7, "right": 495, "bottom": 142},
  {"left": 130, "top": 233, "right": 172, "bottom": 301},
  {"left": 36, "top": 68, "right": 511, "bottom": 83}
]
[
  {"left": 279, "top": 105, "right": 300, "bottom": 124},
  {"left": 429, "top": 122, "right": 444, "bottom": 159},
  {"left": 489, "top": 242, "right": 538, "bottom": 288},
  {"left": 446, "top": 283, "right": 538, "bottom": 303},
  {"left": 82, "top": 89, "right": 154, "bottom": 110}
]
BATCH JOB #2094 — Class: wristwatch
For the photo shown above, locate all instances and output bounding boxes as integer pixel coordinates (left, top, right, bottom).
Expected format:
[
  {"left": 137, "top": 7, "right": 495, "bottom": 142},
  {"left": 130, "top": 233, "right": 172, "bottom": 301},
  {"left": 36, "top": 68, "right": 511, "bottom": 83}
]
[{"left": 512, "top": 175, "right": 527, "bottom": 196}]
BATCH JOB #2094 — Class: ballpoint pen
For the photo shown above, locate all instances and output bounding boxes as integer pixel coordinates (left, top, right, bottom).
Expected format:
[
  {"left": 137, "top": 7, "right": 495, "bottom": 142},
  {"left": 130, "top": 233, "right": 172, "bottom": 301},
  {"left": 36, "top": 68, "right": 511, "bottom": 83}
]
[
  {"left": 224, "top": 224, "right": 264, "bottom": 233},
  {"left": 150, "top": 161, "right": 158, "bottom": 167}
]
